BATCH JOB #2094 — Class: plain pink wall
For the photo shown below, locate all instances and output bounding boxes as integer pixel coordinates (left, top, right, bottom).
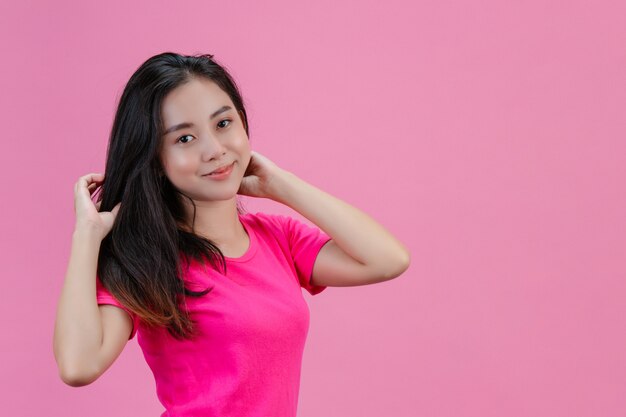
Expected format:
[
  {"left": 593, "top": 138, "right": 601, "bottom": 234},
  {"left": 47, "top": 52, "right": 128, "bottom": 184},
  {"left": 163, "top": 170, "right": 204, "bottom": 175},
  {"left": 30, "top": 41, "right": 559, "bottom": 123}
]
[{"left": 1, "top": 0, "right": 625, "bottom": 416}]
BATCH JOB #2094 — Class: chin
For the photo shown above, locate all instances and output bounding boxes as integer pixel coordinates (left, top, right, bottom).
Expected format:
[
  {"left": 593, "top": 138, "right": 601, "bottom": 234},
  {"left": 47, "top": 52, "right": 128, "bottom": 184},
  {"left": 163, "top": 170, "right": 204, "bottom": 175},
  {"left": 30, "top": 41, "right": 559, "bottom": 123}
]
[{"left": 191, "top": 190, "right": 240, "bottom": 202}]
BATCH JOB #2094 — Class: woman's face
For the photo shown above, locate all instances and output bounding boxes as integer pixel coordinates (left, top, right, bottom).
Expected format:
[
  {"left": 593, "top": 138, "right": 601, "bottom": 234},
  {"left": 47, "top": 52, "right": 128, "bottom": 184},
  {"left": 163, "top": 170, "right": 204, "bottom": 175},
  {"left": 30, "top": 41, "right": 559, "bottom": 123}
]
[{"left": 159, "top": 77, "right": 251, "bottom": 203}]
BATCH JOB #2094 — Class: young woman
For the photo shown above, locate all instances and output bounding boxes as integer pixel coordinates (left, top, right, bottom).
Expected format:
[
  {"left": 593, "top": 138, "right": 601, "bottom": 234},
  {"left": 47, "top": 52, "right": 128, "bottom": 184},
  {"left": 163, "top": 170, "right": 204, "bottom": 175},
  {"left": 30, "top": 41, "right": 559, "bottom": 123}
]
[{"left": 53, "top": 52, "right": 410, "bottom": 417}]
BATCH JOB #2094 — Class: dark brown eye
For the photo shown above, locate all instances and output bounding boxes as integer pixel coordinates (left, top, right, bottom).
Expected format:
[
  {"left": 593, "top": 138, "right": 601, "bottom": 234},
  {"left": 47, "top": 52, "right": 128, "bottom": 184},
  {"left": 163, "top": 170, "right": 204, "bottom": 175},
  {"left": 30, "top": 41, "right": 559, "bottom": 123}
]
[
  {"left": 177, "top": 135, "right": 194, "bottom": 144},
  {"left": 217, "top": 119, "right": 231, "bottom": 129}
]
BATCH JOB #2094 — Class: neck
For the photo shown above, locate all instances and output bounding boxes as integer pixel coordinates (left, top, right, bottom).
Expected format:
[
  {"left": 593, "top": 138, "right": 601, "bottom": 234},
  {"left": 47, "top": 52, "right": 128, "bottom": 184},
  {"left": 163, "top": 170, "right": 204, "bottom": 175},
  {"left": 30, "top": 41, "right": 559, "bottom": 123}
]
[{"left": 180, "top": 197, "right": 245, "bottom": 246}]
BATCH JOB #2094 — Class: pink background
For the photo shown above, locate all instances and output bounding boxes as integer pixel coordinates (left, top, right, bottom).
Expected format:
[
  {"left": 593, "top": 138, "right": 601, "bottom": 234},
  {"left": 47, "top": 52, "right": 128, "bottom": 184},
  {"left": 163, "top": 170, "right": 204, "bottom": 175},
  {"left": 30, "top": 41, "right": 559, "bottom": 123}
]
[{"left": 1, "top": 0, "right": 625, "bottom": 416}]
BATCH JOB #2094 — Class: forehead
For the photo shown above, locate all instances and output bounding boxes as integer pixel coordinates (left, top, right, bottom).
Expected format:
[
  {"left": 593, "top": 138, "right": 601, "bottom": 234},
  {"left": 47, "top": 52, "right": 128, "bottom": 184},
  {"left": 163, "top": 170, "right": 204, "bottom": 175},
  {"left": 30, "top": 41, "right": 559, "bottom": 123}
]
[{"left": 161, "top": 77, "right": 233, "bottom": 123}]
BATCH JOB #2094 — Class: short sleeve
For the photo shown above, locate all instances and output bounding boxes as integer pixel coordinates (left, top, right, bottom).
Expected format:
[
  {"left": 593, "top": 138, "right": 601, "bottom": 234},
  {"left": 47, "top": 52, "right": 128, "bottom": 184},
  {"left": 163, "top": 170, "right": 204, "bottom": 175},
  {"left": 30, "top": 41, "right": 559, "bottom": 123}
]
[
  {"left": 280, "top": 215, "right": 333, "bottom": 295},
  {"left": 96, "top": 275, "right": 140, "bottom": 340}
]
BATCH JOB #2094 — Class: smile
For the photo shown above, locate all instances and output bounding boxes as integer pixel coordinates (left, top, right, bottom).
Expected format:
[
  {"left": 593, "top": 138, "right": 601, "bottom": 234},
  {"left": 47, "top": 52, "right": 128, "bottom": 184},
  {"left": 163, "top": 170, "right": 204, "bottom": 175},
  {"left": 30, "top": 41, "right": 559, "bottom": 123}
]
[{"left": 202, "top": 162, "right": 235, "bottom": 180}]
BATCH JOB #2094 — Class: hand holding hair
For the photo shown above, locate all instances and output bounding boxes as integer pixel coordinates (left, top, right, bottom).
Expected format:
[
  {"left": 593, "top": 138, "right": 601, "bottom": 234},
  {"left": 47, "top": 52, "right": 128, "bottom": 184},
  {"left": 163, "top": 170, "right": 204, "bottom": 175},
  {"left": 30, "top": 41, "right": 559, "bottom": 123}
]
[{"left": 73, "top": 172, "right": 121, "bottom": 240}]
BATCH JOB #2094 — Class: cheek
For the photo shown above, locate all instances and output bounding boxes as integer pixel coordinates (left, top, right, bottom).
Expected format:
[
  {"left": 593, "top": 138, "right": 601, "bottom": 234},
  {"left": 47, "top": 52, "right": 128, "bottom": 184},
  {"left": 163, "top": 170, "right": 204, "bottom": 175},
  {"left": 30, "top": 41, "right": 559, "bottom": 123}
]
[{"left": 162, "top": 151, "right": 197, "bottom": 178}]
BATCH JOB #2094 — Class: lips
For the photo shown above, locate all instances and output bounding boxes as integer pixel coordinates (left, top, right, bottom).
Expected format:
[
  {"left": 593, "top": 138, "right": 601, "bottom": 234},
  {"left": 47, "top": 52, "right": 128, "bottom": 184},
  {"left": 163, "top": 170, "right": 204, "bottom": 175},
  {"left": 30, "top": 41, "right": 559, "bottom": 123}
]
[{"left": 206, "top": 162, "right": 234, "bottom": 175}]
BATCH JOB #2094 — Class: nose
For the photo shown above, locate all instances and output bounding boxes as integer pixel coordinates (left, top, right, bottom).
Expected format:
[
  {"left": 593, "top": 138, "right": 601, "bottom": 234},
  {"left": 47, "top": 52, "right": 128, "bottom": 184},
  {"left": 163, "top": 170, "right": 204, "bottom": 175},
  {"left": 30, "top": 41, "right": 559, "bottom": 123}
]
[{"left": 200, "top": 132, "right": 227, "bottom": 162}]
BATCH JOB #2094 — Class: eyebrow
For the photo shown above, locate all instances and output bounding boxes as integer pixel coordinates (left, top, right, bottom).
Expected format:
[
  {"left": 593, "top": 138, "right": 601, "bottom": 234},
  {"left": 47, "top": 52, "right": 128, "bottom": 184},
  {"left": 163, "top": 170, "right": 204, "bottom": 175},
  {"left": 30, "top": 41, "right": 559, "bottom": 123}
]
[{"left": 162, "top": 105, "right": 233, "bottom": 136}]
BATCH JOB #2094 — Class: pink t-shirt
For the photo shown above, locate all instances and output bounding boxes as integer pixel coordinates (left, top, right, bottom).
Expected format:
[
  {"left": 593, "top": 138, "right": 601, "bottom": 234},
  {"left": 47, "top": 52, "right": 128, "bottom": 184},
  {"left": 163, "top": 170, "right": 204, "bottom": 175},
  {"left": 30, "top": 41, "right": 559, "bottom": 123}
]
[{"left": 96, "top": 211, "right": 332, "bottom": 417}]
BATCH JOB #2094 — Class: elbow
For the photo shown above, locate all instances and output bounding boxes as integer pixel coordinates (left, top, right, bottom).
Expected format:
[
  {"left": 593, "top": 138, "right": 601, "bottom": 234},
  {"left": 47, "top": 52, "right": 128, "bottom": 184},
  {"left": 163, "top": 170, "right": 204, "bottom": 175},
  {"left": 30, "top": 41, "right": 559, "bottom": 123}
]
[
  {"left": 57, "top": 360, "right": 100, "bottom": 387},
  {"left": 59, "top": 367, "right": 98, "bottom": 387},
  {"left": 385, "top": 250, "right": 411, "bottom": 280},
  {"left": 370, "top": 249, "right": 411, "bottom": 282},
  {"left": 54, "top": 341, "right": 102, "bottom": 387}
]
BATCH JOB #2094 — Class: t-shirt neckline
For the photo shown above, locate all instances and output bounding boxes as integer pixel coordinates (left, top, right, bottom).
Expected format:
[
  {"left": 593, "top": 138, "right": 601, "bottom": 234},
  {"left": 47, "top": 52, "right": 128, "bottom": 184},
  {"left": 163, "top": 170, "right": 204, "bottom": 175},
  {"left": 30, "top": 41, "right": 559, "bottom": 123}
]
[{"left": 223, "top": 214, "right": 258, "bottom": 263}]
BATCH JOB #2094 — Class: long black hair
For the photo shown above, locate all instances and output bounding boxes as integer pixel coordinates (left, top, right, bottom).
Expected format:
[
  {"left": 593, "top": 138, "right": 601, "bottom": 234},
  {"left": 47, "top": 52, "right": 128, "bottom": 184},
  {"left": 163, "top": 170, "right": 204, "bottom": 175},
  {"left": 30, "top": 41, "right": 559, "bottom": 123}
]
[{"left": 96, "top": 52, "right": 250, "bottom": 340}]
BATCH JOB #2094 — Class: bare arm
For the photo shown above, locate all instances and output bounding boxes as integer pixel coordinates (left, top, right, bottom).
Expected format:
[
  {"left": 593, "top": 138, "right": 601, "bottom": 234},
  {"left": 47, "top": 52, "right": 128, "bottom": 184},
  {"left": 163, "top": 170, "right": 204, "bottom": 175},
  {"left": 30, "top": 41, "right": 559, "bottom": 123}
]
[
  {"left": 52, "top": 173, "right": 130, "bottom": 387},
  {"left": 239, "top": 151, "right": 410, "bottom": 286},
  {"left": 270, "top": 170, "right": 411, "bottom": 286}
]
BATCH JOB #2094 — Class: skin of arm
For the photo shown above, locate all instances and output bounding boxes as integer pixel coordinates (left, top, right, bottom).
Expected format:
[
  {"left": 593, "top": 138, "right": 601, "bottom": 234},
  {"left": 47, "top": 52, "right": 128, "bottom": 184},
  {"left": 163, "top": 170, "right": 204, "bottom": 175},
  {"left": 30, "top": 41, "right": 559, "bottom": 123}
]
[
  {"left": 267, "top": 170, "right": 411, "bottom": 287},
  {"left": 53, "top": 174, "right": 130, "bottom": 387}
]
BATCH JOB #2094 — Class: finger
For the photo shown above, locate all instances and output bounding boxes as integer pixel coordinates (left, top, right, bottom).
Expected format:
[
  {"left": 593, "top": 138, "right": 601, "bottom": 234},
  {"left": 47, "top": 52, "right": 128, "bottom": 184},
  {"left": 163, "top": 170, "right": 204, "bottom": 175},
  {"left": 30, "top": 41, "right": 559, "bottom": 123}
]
[
  {"left": 87, "top": 184, "right": 103, "bottom": 198},
  {"left": 76, "top": 174, "right": 105, "bottom": 198},
  {"left": 77, "top": 173, "right": 105, "bottom": 188},
  {"left": 111, "top": 202, "right": 121, "bottom": 216},
  {"left": 79, "top": 172, "right": 104, "bottom": 182}
]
